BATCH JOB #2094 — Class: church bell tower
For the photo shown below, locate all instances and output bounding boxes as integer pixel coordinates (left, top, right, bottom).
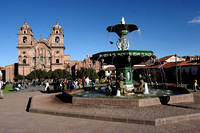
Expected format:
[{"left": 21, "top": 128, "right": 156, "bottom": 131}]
[
  {"left": 49, "top": 22, "right": 65, "bottom": 70},
  {"left": 17, "top": 21, "right": 34, "bottom": 76}
]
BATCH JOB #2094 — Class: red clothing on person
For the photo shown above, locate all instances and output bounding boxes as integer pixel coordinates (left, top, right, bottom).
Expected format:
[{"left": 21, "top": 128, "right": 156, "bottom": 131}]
[{"left": 82, "top": 77, "right": 86, "bottom": 83}]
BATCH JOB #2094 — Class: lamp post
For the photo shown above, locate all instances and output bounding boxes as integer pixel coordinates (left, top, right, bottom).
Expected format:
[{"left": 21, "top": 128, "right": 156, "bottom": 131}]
[
  {"left": 34, "top": 48, "right": 37, "bottom": 80},
  {"left": 50, "top": 56, "right": 52, "bottom": 71},
  {"left": 9, "top": 68, "right": 10, "bottom": 82},
  {"left": 175, "top": 54, "right": 178, "bottom": 87},
  {"left": 23, "top": 60, "right": 25, "bottom": 85},
  {"left": 179, "top": 66, "right": 182, "bottom": 86},
  {"left": 33, "top": 57, "right": 36, "bottom": 80}
]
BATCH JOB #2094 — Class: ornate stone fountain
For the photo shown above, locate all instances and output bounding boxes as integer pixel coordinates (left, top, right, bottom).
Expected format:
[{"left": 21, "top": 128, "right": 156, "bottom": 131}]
[
  {"left": 92, "top": 17, "right": 156, "bottom": 95},
  {"left": 28, "top": 18, "right": 193, "bottom": 125}
]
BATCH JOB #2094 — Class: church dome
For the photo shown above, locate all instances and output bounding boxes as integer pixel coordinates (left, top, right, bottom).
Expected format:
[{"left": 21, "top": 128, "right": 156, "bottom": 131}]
[
  {"left": 18, "top": 21, "right": 33, "bottom": 34},
  {"left": 54, "top": 22, "right": 62, "bottom": 29},
  {"left": 51, "top": 22, "right": 63, "bottom": 34}
]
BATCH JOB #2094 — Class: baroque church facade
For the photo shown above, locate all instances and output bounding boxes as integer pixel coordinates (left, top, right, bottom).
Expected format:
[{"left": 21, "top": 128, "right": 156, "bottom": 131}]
[{"left": 15, "top": 21, "right": 100, "bottom": 78}]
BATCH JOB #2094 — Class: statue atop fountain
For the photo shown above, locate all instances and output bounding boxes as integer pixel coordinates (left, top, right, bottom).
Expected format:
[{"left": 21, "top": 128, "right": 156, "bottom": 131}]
[
  {"left": 107, "top": 17, "right": 138, "bottom": 51},
  {"left": 115, "top": 17, "right": 130, "bottom": 50}
]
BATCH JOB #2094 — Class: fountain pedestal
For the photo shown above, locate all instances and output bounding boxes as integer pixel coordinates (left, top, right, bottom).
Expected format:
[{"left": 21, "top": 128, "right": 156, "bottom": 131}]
[
  {"left": 92, "top": 50, "right": 155, "bottom": 94},
  {"left": 117, "top": 66, "right": 134, "bottom": 91}
]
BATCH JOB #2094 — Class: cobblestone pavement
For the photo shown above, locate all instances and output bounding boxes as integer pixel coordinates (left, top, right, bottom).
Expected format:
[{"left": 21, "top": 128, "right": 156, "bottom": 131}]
[{"left": 0, "top": 87, "right": 200, "bottom": 133}]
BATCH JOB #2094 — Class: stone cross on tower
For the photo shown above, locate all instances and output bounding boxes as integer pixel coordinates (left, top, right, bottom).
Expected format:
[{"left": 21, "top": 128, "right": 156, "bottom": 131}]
[
  {"left": 39, "top": 34, "right": 43, "bottom": 39},
  {"left": 116, "top": 17, "right": 129, "bottom": 50}
]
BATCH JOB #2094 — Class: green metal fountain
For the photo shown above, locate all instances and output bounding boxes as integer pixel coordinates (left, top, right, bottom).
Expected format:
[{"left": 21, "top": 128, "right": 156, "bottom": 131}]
[{"left": 92, "top": 17, "right": 156, "bottom": 95}]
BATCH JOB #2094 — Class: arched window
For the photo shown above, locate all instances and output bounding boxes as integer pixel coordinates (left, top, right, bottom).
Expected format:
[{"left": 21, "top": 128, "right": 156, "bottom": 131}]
[
  {"left": 23, "top": 59, "right": 26, "bottom": 64},
  {"left": 32, "top": 57, "right": 36, "bottom": 62},
  {"left": 23, "top": 36, "right": 27, "bottom": 43},
  {"left": 48, "top": 57, "right": 52, "bottom": 62},
  {"left": 40, "top": 56, "right": 43, "bottom": 62},
  {"left": 56, "top": 31, "right": 58, "bottom": 34},
  {"left": 24, "top": 31, "right": 26, "bottom": 34},
  {"left": 55, "top": 37, "right": 60, "bottom": 43},
  {"left": 56, "top": 59, "right": 59, "bottom": 63}
]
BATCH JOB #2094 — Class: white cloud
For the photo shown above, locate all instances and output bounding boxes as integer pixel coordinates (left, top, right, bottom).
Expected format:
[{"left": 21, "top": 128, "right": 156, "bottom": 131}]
[{"left": 188, "top": 16, "right": 200, "bottom": 24}]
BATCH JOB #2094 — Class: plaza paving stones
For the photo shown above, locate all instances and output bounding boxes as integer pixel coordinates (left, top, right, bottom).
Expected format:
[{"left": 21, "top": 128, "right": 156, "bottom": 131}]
[
  {"left": 1, "top": 87, "right": 200, "bottom": 133},
  {"left": 29, "top": 92, "right": 200, "bottom": 126}
]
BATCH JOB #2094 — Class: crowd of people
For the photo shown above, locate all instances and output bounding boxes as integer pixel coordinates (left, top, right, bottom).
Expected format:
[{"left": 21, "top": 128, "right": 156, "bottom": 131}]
[
  {"left": 43, "top": 76, "right": 93, "bottom": 92},
  {"left": 0, "top": 76, "right": 95, "bottom": 96},
  {"left": 1, "top": 75, "right": 200, "bottom": 99}
]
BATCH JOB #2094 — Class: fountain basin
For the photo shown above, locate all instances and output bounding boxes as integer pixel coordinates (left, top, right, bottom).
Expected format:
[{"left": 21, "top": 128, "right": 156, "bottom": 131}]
[
  {"left": 70, "top": 91, "right": 193, "bottom": 107},
  {"left": 63, "top": 86, "right": 191, "bottom": 107},
  {"left": 72, "top": 87, "right": 188, "bottom": 98},
  {"left": 92, "top": 50, "right": 156, "bottom": 66}
]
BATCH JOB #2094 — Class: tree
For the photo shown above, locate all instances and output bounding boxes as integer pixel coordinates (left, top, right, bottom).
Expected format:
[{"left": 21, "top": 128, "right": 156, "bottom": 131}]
[
  {"left": 76, "top": 68, "right": 88, "bottom": 79},
  {"left": 97, "top": 70, "right": 105, "bottom": 79},
  {"left": 46, "top": 70, "right": 53, "bottom": 79},
  {"left": 195, "top": 67, "right": 200, "bottom": 81},
  {"left": 14, "top": 75, "right": 23, "bottom": 81},
  {"left": 25, "top": 69, "right": 72, "bottom": 80},
  {"left": 182, "top": 69, "right": 188, "bottom": 84},
  {"left": 51, "top": 69, "right": 72, "bottom": 79},
  {"left": 26, "top": 71, "right": 35, "bottom": 80},
  {"left": 63, "top": 70, "right": 72, "bottom": 79},
  {"left": 76, "top": 68, "right": 98, "bottom": 80},
  {"left": 26, "top": 69, "right": 48, "bottom": 80},
  {"left": 88, "top": 68, "right": 99, "bottom": 80}
]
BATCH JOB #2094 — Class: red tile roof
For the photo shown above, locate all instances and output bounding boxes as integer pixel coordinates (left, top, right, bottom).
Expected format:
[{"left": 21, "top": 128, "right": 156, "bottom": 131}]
[
  {"left": 158, "top": 55, "right": 173, "bottom": 62},
  {"left": 177, "top": 60, "right": 200, "bottom": 66},
  {"left": 133, "top": 64, "right": 162, "bottom": 69},
  {"left": 104, "top": 66, "right": 116, "bottom": 71},
  {"left": 133, "top": 60, "right": 200, "bottom": 70},
  {"left": 0, "top": 66, "right": 5, "bottom": 70},
  {"left": 183, "top": 56, "right": 200, "bottom": 60}
]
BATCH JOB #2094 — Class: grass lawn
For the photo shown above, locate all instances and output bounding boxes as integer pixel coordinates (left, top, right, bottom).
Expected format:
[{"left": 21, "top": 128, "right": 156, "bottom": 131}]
[{"left": 3, "top": 85, "right": 16, "bottom": 93}]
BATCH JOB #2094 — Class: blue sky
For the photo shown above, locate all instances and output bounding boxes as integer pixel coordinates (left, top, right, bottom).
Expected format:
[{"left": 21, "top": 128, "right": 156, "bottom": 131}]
[{"left": 0, "top": 0, "right": 200, "bottom": 67}]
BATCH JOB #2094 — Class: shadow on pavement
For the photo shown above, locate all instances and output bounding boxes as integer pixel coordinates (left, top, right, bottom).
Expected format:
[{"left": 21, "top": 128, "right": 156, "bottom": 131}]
[
  {"left": 26, "top": 97, "right": 32, "bottom": 112},
  {"left": 40, "top": 90, "right": 63, "bottom": 94},
  {"left": 56, "top": 91, "right": 73, "bottom": 103},
  {"left": 166, "top": 104, "right": 200, "bottom": 111}
]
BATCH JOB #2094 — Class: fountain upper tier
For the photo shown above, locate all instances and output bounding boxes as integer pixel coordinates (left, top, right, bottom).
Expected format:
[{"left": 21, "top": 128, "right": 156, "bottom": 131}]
[
  {"left": 106, "top": 17, "right": 140, "bottom": 51},
  {"left": 107, "top": 24, "right": 139, "bottom": 38}
]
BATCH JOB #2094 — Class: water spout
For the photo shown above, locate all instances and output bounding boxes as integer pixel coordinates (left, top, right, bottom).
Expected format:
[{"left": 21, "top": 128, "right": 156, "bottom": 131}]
[
  {"left": 121, "top": 17, "right": 125, "bottom": 24},
  {"left": 137, "top": 28, "right": 141, "bottom": 36},
  {"left": 116, "top": 90, "right": 121, "bottom": 96},
  {"left": 144, "top": 82, "right": 149, "bottom": 94}
]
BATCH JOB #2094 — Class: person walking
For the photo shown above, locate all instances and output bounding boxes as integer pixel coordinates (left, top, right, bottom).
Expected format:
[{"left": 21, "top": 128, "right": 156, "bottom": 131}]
[
  {"left": 85, "top": 77, "right": 90, "bottom": 87},
  {"left": 64, "top": 78, "right": 68, "bottom": 90},
  {"left": 82, "top": 76, "right": 86, "bottom": 88},
  {"left": 67, "top": 80, "right": 72, "bottom": 90},
  {"left": 193, "top": 79, "right": 199, "bottom": 92},
  {"left": 44, "top": 80, "right": 50, "bottom": 92},
  {"left": 0, "top": 77, "right": 4, "bottom": 99}
]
